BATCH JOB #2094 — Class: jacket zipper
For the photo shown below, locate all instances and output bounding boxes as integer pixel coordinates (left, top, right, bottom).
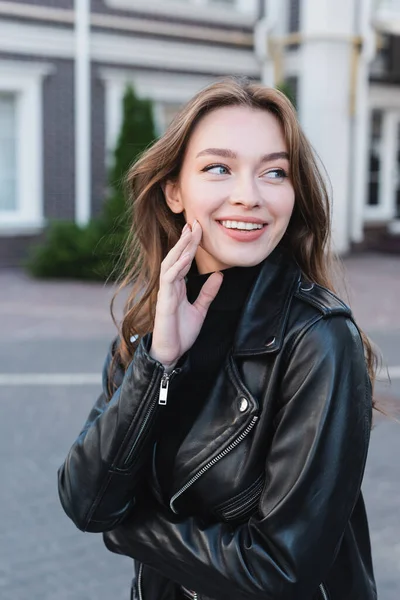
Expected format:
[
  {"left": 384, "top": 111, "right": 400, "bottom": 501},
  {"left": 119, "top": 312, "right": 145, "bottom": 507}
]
[
  {"left": 220, "top": 476, "right": 264, "bottom": 520},
  {"left": 137, "top": 563, "right": 144, "bottom": 600},
  {"left": 170, "top": 416, "right": 259, "bottom": 513},
  {"left": 319, "top": 582, "right": 329, "bottom": 600},
  {"left": 123, "top": 368, "right": 178, "bottom": 466},
  {"left": 159, "top": 371, "right": 173, "bottom": 405}
]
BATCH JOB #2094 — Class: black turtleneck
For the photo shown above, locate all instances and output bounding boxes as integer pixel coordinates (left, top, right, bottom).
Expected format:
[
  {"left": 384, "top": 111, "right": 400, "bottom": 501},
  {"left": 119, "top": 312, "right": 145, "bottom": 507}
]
[{"left": 156, "top": 261, "right": 263, "bottom": 500}]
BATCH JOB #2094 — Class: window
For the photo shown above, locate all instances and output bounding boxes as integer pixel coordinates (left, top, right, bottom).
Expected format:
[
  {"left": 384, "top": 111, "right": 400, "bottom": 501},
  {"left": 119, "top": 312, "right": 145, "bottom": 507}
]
[
  {"left": 0, "top": 60, "right": 52, "bottom": 233},
  {"left": 0, "top": 93, "right": 17, "bottom": 212},
  {"left": 368, "top": 109, "right": 383, "bottom": 207}
]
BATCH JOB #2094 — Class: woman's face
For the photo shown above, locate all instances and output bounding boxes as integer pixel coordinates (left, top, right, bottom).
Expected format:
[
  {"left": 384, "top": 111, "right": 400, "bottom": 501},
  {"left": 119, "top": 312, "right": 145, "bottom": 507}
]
[{"left": 165, "top": 105, "right": 295, "bottom": 274}]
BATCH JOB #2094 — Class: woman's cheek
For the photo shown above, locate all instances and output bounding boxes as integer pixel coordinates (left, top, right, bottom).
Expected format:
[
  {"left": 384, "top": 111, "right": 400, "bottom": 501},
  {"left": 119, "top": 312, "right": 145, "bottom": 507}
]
[{"left": 267, "top": 190, "right": 295, "bottom": 219}]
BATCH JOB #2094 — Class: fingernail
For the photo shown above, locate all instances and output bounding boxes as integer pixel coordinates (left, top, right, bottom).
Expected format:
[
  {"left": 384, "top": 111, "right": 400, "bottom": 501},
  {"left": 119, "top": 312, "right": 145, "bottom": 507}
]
[
  {"left": 192, "top": 219, "right": 198, "bottom": 228},
  {"left": 182, "top": 224, "right": 189, "bottom": 234}
]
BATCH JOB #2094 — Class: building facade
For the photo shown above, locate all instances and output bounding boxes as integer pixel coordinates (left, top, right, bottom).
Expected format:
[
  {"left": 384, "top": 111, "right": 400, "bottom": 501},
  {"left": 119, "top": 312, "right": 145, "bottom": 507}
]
[{"left": 0, "top": 0, "right": 399, "bottom": 265}]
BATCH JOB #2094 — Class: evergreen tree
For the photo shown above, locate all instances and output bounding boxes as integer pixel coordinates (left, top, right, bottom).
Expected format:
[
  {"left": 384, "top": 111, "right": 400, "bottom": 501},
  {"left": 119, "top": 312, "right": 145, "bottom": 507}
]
[
  {"left": 101, "top": 85, "right": 156, "bottom": 229},
  {"left": 95, "top": 85, "right": 156, "bottom": 277},
  {"left": 276, "top": 80, "right": 296, "bottom": 109}
]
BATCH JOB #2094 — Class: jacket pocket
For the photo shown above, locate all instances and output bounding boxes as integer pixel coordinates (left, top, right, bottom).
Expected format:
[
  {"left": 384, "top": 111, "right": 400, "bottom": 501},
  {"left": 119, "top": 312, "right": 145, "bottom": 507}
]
[{"left": 214, "top": 473, "right": 264, "bottom": 522}]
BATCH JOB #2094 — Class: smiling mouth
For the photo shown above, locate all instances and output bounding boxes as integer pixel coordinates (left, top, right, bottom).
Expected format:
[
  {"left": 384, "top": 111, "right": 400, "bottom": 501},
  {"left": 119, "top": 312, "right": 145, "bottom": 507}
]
[{"left": 218, "top": 220, "right": 267, "bottom": 231}]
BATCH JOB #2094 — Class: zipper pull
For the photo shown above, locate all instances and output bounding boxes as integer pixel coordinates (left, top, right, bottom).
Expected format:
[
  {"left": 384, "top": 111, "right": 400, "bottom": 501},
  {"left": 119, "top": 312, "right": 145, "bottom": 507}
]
[{"left": 159, "top": 372, "right": 171, "bottom": 405}]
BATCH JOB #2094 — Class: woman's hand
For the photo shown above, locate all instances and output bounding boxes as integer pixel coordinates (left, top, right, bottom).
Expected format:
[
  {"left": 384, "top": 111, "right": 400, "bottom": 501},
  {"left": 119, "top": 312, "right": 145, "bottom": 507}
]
[{"left": 150, "top": 220, "right": 223, "bottom": 368}]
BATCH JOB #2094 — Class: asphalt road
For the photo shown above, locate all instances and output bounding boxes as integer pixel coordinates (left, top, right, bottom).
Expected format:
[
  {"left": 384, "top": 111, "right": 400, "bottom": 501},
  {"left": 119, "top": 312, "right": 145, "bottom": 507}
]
[{"left": 0, "top": 255, "right": 399, "bottom": 600}]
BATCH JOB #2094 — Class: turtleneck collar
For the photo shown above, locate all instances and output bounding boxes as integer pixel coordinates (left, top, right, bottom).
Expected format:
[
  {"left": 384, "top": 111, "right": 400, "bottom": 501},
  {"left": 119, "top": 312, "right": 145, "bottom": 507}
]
[{"left": 186, "top": 261, "right": 264, "bottom": 311}]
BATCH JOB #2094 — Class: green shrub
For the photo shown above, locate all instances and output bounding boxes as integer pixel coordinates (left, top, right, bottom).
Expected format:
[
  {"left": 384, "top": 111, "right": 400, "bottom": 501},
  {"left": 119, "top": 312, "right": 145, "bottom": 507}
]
[
  {"left": 26, "top": 85, "right": 156, "bottom": 280},
  {"left": 27, "top": 220, "right": 105, "bottom": 280}
]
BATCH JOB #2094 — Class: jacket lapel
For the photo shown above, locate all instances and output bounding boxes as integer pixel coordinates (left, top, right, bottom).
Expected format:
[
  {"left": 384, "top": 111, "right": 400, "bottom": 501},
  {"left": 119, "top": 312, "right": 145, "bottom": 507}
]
[{"left": 233, "top": 245, "right": 301, "bottom": 357}]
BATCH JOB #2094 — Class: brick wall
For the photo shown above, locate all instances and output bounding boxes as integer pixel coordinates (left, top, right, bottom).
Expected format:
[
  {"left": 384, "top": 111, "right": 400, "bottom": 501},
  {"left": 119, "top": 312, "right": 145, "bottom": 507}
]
[
  {"left": 43, "top": 59, "right": 75, "bottom": 221},
  {"left": 91, "top": 65, "right": 106, "bottom": 218},
  {"left": 0, "top": 232, "right": 46, "bottom": 268}
]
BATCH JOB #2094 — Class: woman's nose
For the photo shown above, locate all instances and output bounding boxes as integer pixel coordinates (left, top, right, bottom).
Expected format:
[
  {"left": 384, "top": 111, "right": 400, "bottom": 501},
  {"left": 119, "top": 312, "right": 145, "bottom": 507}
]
[{"left": 229, "top": 176, "right": 261, "bottom": 208}]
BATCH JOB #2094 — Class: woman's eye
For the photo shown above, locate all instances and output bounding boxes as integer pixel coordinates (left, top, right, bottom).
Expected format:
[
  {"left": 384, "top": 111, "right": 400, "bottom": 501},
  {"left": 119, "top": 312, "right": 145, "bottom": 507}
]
[
  {"left": 264, "top": 168, "right": 287, "bottom": 181},
  {"left": 202, "top": 164, "right": 230, "bottom": 175}
]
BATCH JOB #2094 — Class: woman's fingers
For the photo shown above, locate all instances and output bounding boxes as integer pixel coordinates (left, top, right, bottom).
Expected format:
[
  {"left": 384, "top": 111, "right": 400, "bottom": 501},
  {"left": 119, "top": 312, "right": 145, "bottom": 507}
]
[
  {"left": 161, "top": 220, "right": 203, "bottom": 281},
  {"left": 193, "top": 271, "right": 224, "bottom": 317},
  {"left": 162, "top": 251, "right": 192, "bottom": 284},
  {"left": 160, "top": 225, "right": 192, "bottom": 274}
]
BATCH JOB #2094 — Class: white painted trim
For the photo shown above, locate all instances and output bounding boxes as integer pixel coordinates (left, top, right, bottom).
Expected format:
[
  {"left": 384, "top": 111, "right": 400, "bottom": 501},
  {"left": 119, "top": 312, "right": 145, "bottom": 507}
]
[
  {"left": 98, "top": 68, "right": 216, "bottom": 101},
  {"left": 0, "top": 220, "right": 46, "bottom": 236},
  {"left": 75, "top": 0, "right": 91, "bottom": 225},
  {"left": 0, "top": 1, "right": 253, "bottom": 46},
  {"left": 0, "top": 0, "right": 73, "bottom": 23},
  {"left": 90, "top": 13, "right": 253, "bottom": 46},
  {"left": 99, "top": 68, "right": 216, "bottom": 162},
  {"left": 0, "top": 21, "right": 258, "bottom": 77},
  {"left": 0, "top": 59, "right": 54, "bottom": 79},
  {"left": 0, "top": 21, "right": 74, "bottom": 59},
  {"left": 91, "top": 32, "right": 259, "bottom": 75},
  {"left": 104, "top": 0, "right": 258, "bottom": 26},
  {"left": 0, "top": 60, "right": 53, "bottom": 231}
]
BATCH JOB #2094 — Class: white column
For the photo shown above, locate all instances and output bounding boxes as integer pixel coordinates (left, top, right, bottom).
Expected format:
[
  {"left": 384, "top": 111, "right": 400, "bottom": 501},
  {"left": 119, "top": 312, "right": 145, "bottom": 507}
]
[
  {"left": 379, "top": 111, "right": 399, "bottom": 221},
  {"left": 351, "top": 0, "right": 376, "bottom": 243},
  {"left": 254, "top": 0, "right": 281, "bottom": 87},
  {"left": 298, "top": 0, "right": 355, "bottom": 254},
  {"left": 74, "top": 0, "right": 91, "bottom": 226}
]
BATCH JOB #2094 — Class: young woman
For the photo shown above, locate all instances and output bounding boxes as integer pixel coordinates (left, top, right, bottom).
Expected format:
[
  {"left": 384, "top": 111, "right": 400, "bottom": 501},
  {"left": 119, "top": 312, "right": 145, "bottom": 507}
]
[{"left": 58, "top": 78, "right": 377, "bottom": 600}]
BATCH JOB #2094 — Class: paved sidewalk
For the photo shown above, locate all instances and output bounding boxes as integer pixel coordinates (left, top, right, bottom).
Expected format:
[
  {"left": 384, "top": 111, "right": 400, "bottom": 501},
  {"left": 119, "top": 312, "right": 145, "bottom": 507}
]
[
  {"left": 341, "top": 253, "right": 400, "bottom": 333},
  {"left": 1, "top": 252, "right": 400, "bottom": 339}
]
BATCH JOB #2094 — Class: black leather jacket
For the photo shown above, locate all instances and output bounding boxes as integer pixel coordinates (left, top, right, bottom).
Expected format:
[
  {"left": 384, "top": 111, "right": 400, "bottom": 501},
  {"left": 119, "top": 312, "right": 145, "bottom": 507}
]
[{"left": 58, "top": 248, "right": 376, "bottom": 600}]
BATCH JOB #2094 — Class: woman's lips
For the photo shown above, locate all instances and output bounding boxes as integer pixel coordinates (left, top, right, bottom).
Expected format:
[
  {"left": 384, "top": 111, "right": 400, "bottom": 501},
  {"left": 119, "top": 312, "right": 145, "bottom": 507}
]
[{"left": 216, "top": 221, "right": 267, "bottom": 242}]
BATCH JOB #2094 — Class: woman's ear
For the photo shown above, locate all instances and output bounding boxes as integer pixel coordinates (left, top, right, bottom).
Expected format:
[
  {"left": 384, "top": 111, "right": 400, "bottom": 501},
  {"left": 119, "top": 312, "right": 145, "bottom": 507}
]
[{"left": 163, "top": 180, "right": 184, "bottom": 214}]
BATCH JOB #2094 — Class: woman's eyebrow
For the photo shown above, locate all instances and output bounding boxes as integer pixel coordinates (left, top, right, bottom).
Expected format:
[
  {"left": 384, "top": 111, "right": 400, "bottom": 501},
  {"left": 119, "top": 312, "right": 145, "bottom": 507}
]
[
  {"left": 195, "top": 148, "right": 289, "bottom": 162},
  {"left": 260, "top": 151, "right": 289, "bottom": 163},
  {"left": 195, "top": 148, "right": 237, "bottom": 159}
]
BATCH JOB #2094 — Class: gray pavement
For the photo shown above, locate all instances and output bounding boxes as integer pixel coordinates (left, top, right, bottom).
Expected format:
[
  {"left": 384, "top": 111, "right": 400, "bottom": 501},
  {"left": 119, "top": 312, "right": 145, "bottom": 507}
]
[{"left": 0, "top": 252, "right": 399, "bottom": 600}]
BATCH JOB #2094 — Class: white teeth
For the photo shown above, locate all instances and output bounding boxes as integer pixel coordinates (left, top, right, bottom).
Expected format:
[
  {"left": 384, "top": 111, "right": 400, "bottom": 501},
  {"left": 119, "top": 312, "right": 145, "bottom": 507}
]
[{"left": 220, "top": 220, "right": 264, "bottom": 230}]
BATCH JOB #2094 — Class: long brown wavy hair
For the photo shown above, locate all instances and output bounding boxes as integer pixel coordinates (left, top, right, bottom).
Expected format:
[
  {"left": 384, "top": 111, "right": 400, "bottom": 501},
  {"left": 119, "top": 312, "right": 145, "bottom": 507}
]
[{"left": 109, "top": 77, "right": 378, "bottom": 406}]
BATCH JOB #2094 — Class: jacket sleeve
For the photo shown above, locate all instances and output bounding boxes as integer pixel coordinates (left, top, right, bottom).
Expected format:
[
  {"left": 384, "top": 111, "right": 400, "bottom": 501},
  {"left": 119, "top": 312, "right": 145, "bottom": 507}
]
[
  {"left": 103, "top": 316, "right": 372, "bottom": 600},
  {"left": 58, "top": 335, "right": 175, "bottom": 533}
]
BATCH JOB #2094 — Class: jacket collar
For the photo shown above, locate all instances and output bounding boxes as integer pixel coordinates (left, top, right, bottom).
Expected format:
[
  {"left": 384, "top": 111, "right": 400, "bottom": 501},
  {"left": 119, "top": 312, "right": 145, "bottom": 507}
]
[{"left": 232, "top": 245, "right": 300, "bottom": 357}]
